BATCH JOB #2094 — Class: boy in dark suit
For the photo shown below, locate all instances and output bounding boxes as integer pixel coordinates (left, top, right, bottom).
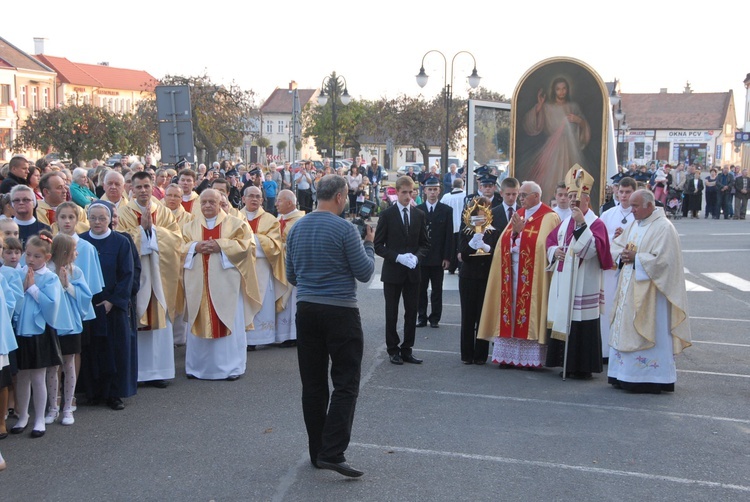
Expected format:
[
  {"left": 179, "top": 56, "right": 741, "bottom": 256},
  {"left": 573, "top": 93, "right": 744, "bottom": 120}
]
[
  {"left": 490, "top": 177, "right": 520, "bottom": 233},
  {"left": 374, "top": 176, "right": 430, "bottom": 365},
  {"left": 416, "top": 177, "right": 453, "bottom": 328}
]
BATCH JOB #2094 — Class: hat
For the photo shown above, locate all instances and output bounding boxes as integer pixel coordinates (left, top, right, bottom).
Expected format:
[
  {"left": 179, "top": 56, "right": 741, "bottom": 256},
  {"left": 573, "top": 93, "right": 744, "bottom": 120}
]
[
  {"left": 474, "top": 165, "right": 490, "bottom": 177},
  {"left": 226, "top": 169, "right": 239, "bottom": 177},
  {"left": 478, "top": 174, "right": 498, "bottom": 186},
  {"left": 175, "top": 158, "right": 187, "bottom": 169},
  {"left": 564, "top": 164, "right": 595, "bottom": 195},
  {"left": 423, "top": 176, "right": 440, "bottom": 186},
  {"left": 248, "top": 167, "right": 262, "bottom": 176}
]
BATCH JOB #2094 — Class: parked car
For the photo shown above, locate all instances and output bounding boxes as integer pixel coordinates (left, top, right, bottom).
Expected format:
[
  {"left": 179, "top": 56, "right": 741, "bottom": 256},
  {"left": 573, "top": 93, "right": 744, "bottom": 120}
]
[
  {"left": 105, "top": 153, "right": 130, "bottom": 167},
  {"left": 291, "top": 160, "right": 324, "bottom": 172},
  {"left": 44, "top": 152, "right": 72, "bottom": 167},
  {"left": 397, "top": 164, "right": 421, "bottom": 176}
]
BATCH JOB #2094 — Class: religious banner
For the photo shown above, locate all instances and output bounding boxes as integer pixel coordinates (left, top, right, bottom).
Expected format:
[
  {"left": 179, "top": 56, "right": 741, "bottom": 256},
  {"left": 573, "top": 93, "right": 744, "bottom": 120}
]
[{"left": 511, "top": 57, "right": 609, "bottom": 210}]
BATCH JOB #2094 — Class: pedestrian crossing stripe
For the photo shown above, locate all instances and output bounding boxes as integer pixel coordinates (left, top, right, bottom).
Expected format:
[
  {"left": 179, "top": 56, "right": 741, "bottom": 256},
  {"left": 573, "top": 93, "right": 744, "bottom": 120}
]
[{"left": 367, "top": 273, "right": 750, "bottom": 293}]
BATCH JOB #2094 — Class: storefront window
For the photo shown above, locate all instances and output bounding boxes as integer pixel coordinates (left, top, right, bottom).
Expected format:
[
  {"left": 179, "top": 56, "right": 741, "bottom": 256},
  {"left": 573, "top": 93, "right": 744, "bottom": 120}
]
[{"left": 634, "top": 142, "right": 645, "bottom": 159}]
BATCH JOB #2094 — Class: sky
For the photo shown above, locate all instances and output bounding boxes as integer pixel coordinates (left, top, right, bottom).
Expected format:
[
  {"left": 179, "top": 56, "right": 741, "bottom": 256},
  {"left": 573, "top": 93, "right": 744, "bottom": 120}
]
[{"left": 3, "top": 1, "right": 748, "bottom": 125}]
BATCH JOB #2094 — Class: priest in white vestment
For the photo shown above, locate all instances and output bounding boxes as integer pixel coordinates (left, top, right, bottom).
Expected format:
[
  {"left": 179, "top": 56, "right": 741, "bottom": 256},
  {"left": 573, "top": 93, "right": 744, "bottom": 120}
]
[
  {"left": 598, "top": 177, "right": 636, "bottom": 361},
  {"left": 274, "top": 190, "right": 305, "bottom": 346},
  {"left": 608, "top": 189, "right": 691, "bottom": 393},
  {"left": 241, "top": 186, "right": 287, "bottom": 349},
  {"left": 182, "top": 190, "right": 262, "bottom": 380}
]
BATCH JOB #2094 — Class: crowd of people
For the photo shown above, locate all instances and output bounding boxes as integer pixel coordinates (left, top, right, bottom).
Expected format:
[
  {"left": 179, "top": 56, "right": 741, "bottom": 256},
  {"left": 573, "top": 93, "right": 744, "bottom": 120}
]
[
  {"left": 603, "top": 161, "right": 749, "bottom": 220},
  {"left": 0, "top": 150, "right": 702, "bottom": 477}
]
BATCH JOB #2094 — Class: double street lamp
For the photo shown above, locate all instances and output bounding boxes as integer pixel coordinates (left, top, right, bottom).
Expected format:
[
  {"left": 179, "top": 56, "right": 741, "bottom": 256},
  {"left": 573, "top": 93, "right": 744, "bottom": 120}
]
[
  {"left": 416, "top": 50, "right": 481, "bottom": 175},
  {"left": 318, "top": 73, "right": 351, "bottom": 169}
]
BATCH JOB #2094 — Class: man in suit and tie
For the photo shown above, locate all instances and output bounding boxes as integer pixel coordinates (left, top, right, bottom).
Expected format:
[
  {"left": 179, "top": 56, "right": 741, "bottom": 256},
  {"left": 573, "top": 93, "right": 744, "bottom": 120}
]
[
  {"left": 374, "top": 176, "right": 430, "bottom": 365},
  {"left": 489, "top": 177, "right": 520, "bottom": 233},
  {"left": 416, "top": 177, "right": 454, "bottom": 328}
]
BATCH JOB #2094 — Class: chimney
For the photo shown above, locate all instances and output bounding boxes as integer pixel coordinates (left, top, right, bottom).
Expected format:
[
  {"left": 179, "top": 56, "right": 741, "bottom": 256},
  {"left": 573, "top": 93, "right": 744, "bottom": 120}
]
[
  {"left": 98, "top": 62, "right": 110, "bottom": 66},
  {"left": 33, "top": 37, "right": 45, "bottom": 55},
  {"left": 289, "top": 81, "right": 298, "bottom": 91},
  {"left": 660, "top": 88, "right": 668, "bottom": 93}
]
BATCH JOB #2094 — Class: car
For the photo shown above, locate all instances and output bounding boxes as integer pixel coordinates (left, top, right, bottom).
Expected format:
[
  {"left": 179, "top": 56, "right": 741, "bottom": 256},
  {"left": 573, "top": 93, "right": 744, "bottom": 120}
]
[
  {"left": 291, "top": 160, "right": 324, "bottom": 172},
  {"left": 397, "top": 164, "right": 421, "bottom": 176},
  {"left": 44, "top": 152, "right": 71, "bottom": 167},
  {"left": 105, "top": 153, "right": 128, "bottom": 167}
]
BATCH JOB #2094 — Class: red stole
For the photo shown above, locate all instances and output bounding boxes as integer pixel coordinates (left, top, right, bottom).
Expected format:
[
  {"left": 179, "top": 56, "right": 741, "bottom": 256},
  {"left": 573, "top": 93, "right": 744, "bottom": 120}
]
[
  {"left": 498, "top": 205, "right": 553, "bottom": 339},
  {"left": 182, "top": 199, "right": 194, "bottom": 213},
  {"left": 202, "top": 224, "right": 229, "bottom": 338},
  {"left": 248, "top": 215, "right": 260, "bottom": 233},
  {"left": 279, "top": 217, "right": 287, "bottom": 235},
  {"left": 46, "top": 209, "right": 56, "bottom": 225}
]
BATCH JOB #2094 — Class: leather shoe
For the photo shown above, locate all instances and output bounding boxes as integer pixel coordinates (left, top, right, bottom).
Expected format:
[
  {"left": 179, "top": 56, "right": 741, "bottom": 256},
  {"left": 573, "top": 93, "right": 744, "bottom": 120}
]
[
  {"left": 31, "top": 429, "right": 45, "bottom": 438},
  {"left": 107, "top": 398, "right": 125, "bottom": 411},
  {"left": 225, "top": 375, "right": 240, "bottom": 381},
  {"left": 415, "top": 321, "right": 427, "bottom": 328},
  {"left": 429, "top": 322, "right": 439, "bottom": 328},
  {"left": 402, "top": 354, "right": 423, "bottom": 364},
  {"left": 316, "top": 460, "right": 364, "bottom": 478},
  {"left": 10, "top": 424, "right": 27, "bottom": 435},
  {"left": 389, "top": 354, "right": 403, "bottom": 365},
  {"left": 146, "top": 379, "right": 168, "bottom": 389}
]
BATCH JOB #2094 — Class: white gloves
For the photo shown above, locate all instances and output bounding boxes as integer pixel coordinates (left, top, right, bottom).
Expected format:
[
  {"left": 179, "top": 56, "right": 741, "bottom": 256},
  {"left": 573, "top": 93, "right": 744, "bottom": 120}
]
[
  {"left": 396, "top": 253, "right": 418, "bottom": 269},
  {"left": 469, "top": 233, "right": 490, "bottom": 252}
]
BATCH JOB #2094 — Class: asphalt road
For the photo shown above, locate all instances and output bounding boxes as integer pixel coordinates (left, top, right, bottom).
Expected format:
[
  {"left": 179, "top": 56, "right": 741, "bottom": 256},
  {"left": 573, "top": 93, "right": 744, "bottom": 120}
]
[{"left": 1, "top": 216, "right": 749, "bottom": 501}]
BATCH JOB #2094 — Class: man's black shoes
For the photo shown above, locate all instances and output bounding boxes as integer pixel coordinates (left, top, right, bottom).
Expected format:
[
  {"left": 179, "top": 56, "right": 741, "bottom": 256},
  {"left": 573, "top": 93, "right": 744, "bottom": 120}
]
[
  {"left": 389, "top": 354, "right": 403, "bottom": 365},
  {"left": 402, "top": 354, "right": 423, "bottom": 364},
  {"left": 316, "top": 460, "right": 364, "bottom": 478},
  {"left": 416, "top": 320, "right": 427, "bottom": 328}
]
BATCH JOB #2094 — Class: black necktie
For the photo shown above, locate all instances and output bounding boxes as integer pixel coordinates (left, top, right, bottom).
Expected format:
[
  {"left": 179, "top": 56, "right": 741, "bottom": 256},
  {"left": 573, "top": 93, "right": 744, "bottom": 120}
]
[
  {"left": 403, "top": 207, "right": 410, "bottom": 231},
  {"left": 508, "top": 206, "right": 514, "bottom": 221},
  {"left": 429, "top": 205, "right": 434, "bottom": 214}
]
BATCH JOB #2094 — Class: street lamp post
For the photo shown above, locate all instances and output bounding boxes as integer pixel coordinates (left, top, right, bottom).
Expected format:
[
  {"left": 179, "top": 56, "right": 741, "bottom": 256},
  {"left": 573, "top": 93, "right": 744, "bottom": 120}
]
[
  {"left": 610, "top": 79, "right": 625, "bottom": 165},
  {"left": 416, "top": 50, "right": 481, "bottom": 176},
  {"left": 318, "top": 74, "right": 351, "bottom": 170}
]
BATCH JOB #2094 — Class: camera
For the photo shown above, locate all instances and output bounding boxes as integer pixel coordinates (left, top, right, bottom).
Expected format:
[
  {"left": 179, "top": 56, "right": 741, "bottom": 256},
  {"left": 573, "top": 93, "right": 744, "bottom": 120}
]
[{"left": 352, "top": 200, "right": 376, "bottom": 239}]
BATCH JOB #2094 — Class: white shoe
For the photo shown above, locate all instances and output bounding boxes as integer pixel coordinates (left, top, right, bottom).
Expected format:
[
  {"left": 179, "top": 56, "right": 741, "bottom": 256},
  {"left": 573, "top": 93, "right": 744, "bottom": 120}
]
[
  {"left": 71, "top": 397, "right": 77, "bottom": 412},
  {"left": 61, "top": 411, "right": 74, "bottom": 426},
  {"left": 44, "top": 409, "right": 59, "bottom": 425}
]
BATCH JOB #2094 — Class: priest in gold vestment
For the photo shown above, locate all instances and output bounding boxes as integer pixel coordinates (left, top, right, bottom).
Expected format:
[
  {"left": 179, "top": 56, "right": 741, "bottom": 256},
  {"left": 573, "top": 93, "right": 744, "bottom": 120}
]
[
  {"left": 182, "top": 189, "right": 262, "bottom": 380},
  {"left": 274, "top": 190, "right": 305, "bottom": 346},
  {"left": 117, "top": 172, "right": 182, "bottom": 387}
]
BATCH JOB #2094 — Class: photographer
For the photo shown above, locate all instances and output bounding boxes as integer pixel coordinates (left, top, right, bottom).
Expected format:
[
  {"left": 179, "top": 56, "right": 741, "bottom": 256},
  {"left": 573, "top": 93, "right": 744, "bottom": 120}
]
[{"left": 286, "top": 174, "right": 374, "bottom": 478}]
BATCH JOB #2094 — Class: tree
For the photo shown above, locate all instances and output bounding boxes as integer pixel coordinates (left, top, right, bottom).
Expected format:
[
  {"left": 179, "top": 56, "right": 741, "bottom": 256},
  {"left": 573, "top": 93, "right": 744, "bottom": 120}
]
[
  {"left": 256, "top": 136, "right": 270, "bottom": 165},
  {"left": 123, "top": 98, "right": 159, "bottom": 157},
  {"left": 467, "top": 87, "right": 511, "bottom": 165},
  {"left": 276, "top": 140, "right": 287, "bottom": 159},
  {"left": 13, "top": 104, "right": 127, "bottom": 165},
  {"left": 158, "top": 73, "right": 258, "bottom": 164}
]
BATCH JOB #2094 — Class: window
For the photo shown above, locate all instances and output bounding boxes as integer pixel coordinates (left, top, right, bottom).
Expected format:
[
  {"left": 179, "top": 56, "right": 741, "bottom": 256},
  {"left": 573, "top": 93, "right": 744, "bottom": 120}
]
[
  {"left": 20, "top": 86, "right": 27, "bottom": 108},
  {"left": 725, "top": 142, "right": 731, "bottom": 161},
  {"left": 43, "top": 88, "right": 49, "bottom": 109},
  {"left": 0, "top": 84, "right": 10, "bottom": 105},
  {"left": 266, "top": 120, "right": 274, "bottom": 134},
  {"left": 634, "top": 142, "right": 645, "bottom": 159},
  {"left": 725, "top": 124, "right": 732, "bottom": 135},
  {"left": 406, "top": 150, "right": 416, "bottom": 162},
  {"left": 31, "top": 87, "right": 38, "bottom": 111},
  {"left": 278, "top": 120, "right": 285, "bottom": 133}
]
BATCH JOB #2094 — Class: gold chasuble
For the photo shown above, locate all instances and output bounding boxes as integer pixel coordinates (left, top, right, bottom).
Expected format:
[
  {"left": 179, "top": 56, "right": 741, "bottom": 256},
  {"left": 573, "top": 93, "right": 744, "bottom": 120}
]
[
  {"left": 478, "top": 205, "right": 560, "bottom": 343},
  {"left": 166, "top": 202, "right": 194, "bottom": 226},
  {"left": 278, "top": 210, "right": 305, "bottom": 244},
  {"left": 244, "top": 207, "right": 288, "bottom": 312},
  {"left": 37, "top": 199, "right": 90, "bottom": 234},
  {"left": 118, "top": 200, "right": 183, "bottom": 330},
  {"left": 101, "top": 193, "right": 129, "bottom": 209},
  {"left": 182, "top": 212, "right": 262, "bottom": 339}
]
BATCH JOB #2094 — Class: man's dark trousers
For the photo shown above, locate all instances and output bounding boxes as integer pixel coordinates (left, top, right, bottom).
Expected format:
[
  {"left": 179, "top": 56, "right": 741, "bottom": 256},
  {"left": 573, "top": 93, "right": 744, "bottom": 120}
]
[{"left": 296, "top": 302, "right": 363, "bottom": 464}]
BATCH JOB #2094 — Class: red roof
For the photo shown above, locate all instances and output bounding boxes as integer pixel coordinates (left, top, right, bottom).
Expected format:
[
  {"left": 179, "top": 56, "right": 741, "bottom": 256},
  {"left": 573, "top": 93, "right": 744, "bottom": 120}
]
[
  {"left": 621, "top": 91, "right": 733, "bottom": 130},
  {"left": 260, "top": 87, "right": 317, "bottom": 114},
  {"left": 34, "top": 54, "right": 158, "bottom": 92}
]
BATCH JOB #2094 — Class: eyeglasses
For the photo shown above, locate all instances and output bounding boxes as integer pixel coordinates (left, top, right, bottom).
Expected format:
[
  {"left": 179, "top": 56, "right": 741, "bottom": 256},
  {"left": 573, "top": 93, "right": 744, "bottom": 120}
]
[{"left": 11, "top": 198, "right": 34, "bottom": 204}]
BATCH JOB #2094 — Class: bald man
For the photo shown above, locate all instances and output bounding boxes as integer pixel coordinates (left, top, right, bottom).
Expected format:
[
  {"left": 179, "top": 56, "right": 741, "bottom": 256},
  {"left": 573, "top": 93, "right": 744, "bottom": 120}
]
[
  {"left": 275, "top": 189, "right": 306, "bottom": 346},
  {"left": 241, "top": 185, "right": 288, "bottom": 349}
]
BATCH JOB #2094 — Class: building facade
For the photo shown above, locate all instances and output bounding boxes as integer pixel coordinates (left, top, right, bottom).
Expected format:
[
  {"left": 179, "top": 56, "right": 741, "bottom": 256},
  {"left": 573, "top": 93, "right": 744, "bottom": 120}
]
[
  {"left": 617, "top": 85, "right": 739, "bottom": 168},
  {"left": 0, "top": 36, "right": 57, "bottom": 162}
]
